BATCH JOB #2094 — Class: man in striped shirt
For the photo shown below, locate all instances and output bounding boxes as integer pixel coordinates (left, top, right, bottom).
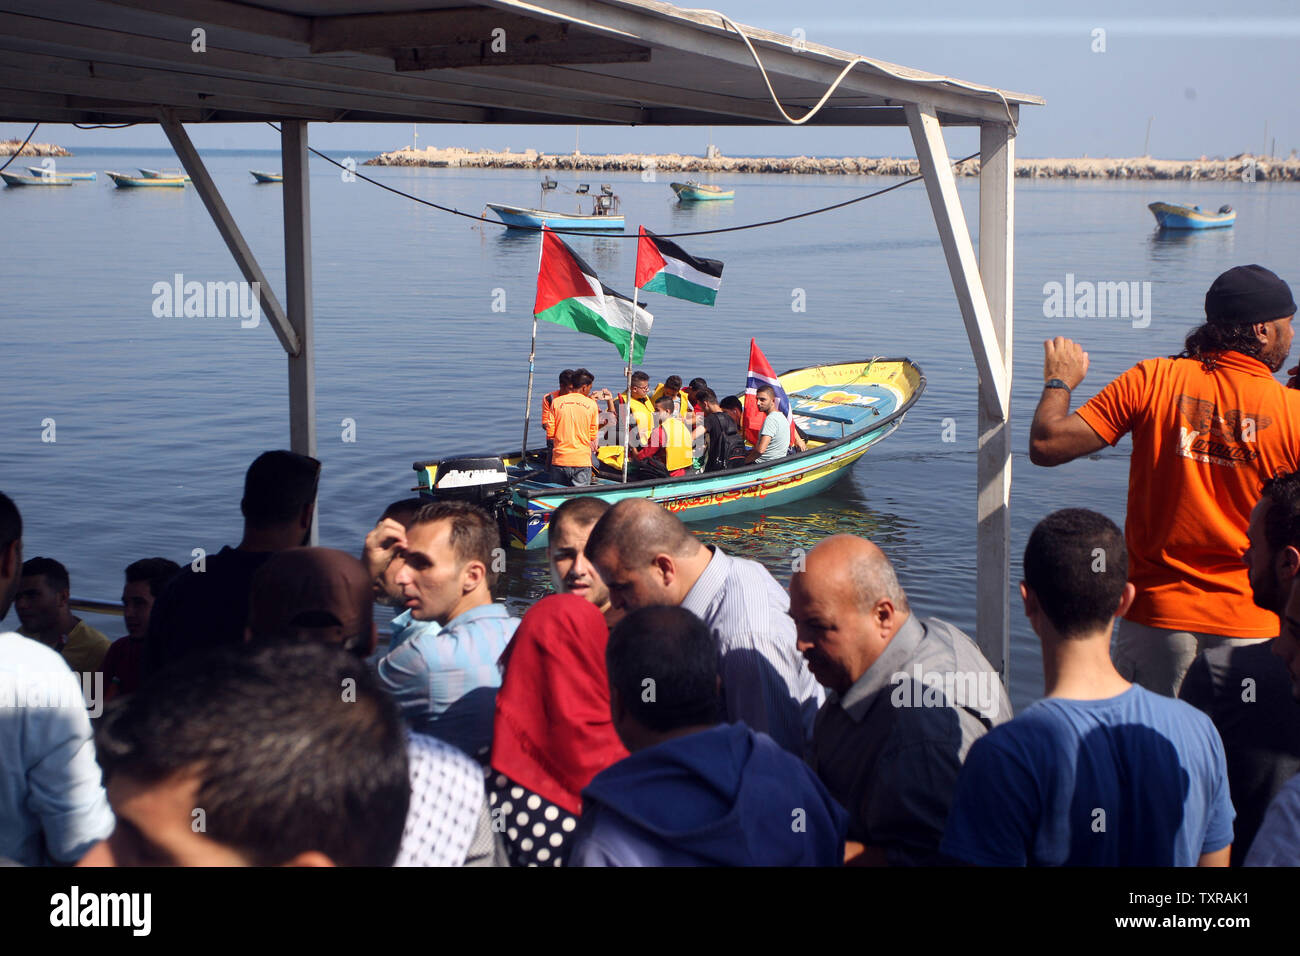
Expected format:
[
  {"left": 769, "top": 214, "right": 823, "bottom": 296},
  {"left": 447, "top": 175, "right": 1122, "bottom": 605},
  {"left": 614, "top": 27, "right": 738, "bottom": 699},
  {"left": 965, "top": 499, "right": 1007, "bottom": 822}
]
[
  {"left": 584, "top": 499, "right": 823, "bottom": 756},
  {"left": 374, "top": 501, "right": 520, "bottom": 763}
]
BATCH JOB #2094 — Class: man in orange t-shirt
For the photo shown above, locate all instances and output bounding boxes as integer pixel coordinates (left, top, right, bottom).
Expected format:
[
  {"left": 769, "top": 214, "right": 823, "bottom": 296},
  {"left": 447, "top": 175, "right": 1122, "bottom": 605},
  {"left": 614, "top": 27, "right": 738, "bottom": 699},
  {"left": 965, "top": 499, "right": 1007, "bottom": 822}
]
[
  {"left": 1029, "top": 264, "right": 1300, "bottom": 697},
  {"left": 542, "top": 369, "right": 574, "bottom": 462},
  {"left": 550, "top": 368, "right": 601, "bottom": 486}
]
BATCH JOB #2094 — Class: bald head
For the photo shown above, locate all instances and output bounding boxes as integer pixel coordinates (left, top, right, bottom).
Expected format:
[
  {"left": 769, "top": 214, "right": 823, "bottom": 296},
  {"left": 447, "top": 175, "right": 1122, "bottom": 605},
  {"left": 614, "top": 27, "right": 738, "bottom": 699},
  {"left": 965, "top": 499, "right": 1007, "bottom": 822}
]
[
  {"left": 584, "top": 499, "right": 711, "bottom": 615},
  {"left": 802, "top": 535, "right": 910, "bottom": 616},
  {"left": 585, "top": 498, "right": 701, "bottom": 568},
  {"left": 790, "top": 535, "right": 910, "bottom": 694}
]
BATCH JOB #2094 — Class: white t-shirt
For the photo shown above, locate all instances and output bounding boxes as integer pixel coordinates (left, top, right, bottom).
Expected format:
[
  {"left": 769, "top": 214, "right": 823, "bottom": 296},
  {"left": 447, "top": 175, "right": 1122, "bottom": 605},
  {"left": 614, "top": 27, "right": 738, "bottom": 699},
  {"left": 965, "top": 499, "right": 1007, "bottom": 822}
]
[
  {"left": 1246, "top": 772, "right": 1300, "bottom": 866},
  {"left": 755, "top": 410, "right": 790, "bottom": 463}
]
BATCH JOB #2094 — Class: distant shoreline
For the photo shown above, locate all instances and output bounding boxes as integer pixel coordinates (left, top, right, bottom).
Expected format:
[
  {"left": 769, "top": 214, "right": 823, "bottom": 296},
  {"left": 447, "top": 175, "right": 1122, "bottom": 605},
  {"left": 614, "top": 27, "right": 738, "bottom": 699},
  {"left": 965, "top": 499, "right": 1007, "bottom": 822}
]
[
  {"left": 0, "top": 139, "right": 72, "bottom": 157},
  {"left": 368, "top": 146, "right": 1300, "bottom": 181}
]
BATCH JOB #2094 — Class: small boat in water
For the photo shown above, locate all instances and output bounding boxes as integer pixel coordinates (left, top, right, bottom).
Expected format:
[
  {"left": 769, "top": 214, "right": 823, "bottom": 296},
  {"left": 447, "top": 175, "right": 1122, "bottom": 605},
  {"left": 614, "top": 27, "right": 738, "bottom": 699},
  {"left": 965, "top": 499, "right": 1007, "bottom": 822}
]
[
  {"left": 1148, "top": 201, "right": 1235, "bottom": 230},
  {"left": 411, "top": 357, "right": 924, "bottom": 549},
  {"left": 1, "top": 170, "right": 74, "bottom": 186},
  {"left": 671, "top": 181, "right": 734, "bottom": 201},
  {"left": 26, "top": 167, "right": 95, "bottom": 181},
  {"left": 106, "top": 170, "right": 187, "bottom": 188},
  {"left": 486, "top": 182, "right": 623, "bottom": 231},
  {"left": 138, "top": 167, "right": 191, "bottom": 182},
  {"left": 250, "top": 170, "right": 283, "bottom": 183}
]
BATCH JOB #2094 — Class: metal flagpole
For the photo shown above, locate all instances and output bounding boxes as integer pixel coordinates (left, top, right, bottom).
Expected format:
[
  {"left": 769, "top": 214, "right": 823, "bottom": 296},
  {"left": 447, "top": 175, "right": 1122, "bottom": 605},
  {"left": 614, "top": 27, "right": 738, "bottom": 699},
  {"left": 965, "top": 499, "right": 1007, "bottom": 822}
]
[
  {"left": 523, "top": 228, "right": 546, "bottom": 466},
  {"left": 621, "top": 290, "right": 638, "bottom": 483}
]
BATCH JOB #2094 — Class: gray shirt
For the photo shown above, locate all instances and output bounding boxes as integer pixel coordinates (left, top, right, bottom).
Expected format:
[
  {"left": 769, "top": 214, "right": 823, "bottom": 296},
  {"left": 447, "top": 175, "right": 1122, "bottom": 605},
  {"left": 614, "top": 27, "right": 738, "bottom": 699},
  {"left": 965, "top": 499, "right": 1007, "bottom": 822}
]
[
  {"left": 680, "top": 546, "right": 824, "bottom": 756},
  {"left": 811, "top": 614, "right": 1012, "bottom": 865},
  {"left": 755, "top": 410, "right": 790, "bottom": 462}
]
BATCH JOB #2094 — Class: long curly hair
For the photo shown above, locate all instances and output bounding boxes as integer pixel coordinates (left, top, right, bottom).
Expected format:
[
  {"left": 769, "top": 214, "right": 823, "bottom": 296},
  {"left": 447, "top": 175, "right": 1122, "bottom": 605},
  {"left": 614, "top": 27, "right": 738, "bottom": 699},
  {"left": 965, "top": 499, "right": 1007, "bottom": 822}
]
[{"left": 1174, "top": 322, "right": 1263, "bottom": 372}]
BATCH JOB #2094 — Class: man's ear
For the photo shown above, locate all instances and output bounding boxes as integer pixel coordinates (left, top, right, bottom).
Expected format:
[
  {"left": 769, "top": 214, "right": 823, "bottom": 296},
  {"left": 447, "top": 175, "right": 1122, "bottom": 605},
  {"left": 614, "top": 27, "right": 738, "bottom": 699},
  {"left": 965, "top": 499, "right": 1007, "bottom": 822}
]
[
  {"left": 299, "top": 500, "right": 316, "bottom": 530},
  {"left": 462, "top": 560, "right": 486, "bottom": 593},
  {"left": 1115, "top": 581, "right": 1137, "bottom": 619},
  {"left": 1281, "top": 545, "right": 1300, "bottom": 581},
  {"left": 0, "top": 538, "right": 18, "bottom": 581},
  {"left": 1019, "top": 581, "right": 1035, "bottom": 618},
  {"left": 653, "top": 553, "right": 675, "bottom": 586}
]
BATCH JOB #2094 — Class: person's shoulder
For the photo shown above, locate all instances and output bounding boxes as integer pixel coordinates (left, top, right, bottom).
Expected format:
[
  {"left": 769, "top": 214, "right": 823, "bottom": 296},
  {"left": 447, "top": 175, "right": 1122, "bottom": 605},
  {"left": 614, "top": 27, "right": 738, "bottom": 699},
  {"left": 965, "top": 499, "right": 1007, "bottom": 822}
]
[
  {"left": 72, "top": 620, "right": 111, "bottom": 647},
  {"left": 0, "top": 631, "right": 71, "bottom": 672},
  {"left": 407, "top": 731, "right": 482, "bottom": 780}
]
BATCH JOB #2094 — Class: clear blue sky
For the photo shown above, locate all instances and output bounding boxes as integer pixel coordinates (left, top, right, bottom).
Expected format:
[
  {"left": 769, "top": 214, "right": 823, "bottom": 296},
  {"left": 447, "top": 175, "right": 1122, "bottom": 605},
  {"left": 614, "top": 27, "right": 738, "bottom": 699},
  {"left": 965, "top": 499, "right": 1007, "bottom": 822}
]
[{"left": 3, "top": 0, "right": 1296, "bottom": 159}]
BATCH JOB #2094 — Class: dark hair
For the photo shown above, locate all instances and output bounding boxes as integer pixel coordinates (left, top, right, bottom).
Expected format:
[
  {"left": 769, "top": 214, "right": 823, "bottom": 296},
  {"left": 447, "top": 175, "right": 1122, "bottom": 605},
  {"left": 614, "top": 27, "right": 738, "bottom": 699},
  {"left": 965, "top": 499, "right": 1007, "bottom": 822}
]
[
  {"left": 125, "top": 557, "right": 182, "bottom": 598},
  {"left": 380, "top": 497, "right": 427, "bottom": 526},
  {"left": 550, "top": 496, "right": 611, "bottom": 540},
  {"left": 241, "top": 451, "right": 321, "bottom": 528},
  {"left": 630, "top": 371, "right": 650, "bottom": 387},
  {"left": 607, "top": 605, "right": 719, "bottom": 732},
  {"left": 664, "top": 375, "right": 682, "bottom": 390},
  {"left": 0, "top": 492, "right": 20, "bottom": 551},
  {"left": 756, "top": 384, "right": 776, "bottom": 399},
  {"left": 22, "top": 556, "right": 69, "bottom": 593},
  {"left": 1023, "top": 509, "right": 1128, "bottom": 639},
  {"left": 97, "top": 642, "right": 409, "bottom": 866},
  {"left": 695, "top": 387, "right": 718, "bottom": 406},
  {"left": 719, "top": 395, "right": 743, "bottom": 412},
  {"left": 1175, "top": 322, "right": 1264, "bottom": 372},
  {"left": 1261, "top": 472, "right": 1300, "bottom": 552},
  {"left": 559, "top": 368, "right": 575, "bottom": 388},
  {"left": 687, "top": 377, "right": 708, "bottom": 392},
  {"left": 654, "top": 395, "right": 676, "bottom": 412},
  {"left": 571, "top": 369, "right": 595, "bottom": 389},
  {"left": 410, "top": 500, "right": 501, "bottom": 588}
]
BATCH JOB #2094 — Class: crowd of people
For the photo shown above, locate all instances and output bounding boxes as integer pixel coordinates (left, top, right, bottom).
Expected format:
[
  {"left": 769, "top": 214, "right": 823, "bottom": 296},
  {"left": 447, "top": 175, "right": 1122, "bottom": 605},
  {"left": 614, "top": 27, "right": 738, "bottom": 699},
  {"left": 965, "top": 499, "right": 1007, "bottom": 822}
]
[
  {"left": 544, "top": 368, "right": 795, "bottom": 486},
  {"left": 6, "top": 262, "right": 1300, "bottom": 867}
]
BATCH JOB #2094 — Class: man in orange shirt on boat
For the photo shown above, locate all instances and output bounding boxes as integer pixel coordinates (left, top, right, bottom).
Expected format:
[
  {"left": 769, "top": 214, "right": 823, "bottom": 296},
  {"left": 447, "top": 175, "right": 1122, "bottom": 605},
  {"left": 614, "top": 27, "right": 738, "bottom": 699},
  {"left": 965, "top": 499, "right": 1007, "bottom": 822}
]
[
  {"left": 551, "top": 369, "right": 602, "bottom": 486},
  {"left": 542, "top": 369, "right": 574, "bottom": 464},
  {"left": 1029, "top": 264, "right": 1300, "bottom": 697}
]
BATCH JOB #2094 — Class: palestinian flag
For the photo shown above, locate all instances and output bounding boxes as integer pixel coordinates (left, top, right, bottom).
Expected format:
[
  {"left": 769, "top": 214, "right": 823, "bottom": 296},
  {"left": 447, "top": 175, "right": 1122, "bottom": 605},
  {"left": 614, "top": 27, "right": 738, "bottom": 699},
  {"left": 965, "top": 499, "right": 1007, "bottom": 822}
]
[
  {"left": 635, "top": 226, "right": 724, "bottom": 306},
  {"left": 534, "top": 226, "right": 653, "bottom": 363}
]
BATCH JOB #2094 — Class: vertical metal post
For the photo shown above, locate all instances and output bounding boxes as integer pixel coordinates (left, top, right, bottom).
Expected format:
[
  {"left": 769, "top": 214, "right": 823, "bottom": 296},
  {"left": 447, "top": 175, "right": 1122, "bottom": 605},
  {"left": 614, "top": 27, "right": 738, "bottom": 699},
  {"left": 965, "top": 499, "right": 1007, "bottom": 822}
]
[
  {"left": 978, "top": 122, "right": 1015, "bottom": 682},
  {"left": 282, "top": 120, "right": 318, "bottom": 544}
]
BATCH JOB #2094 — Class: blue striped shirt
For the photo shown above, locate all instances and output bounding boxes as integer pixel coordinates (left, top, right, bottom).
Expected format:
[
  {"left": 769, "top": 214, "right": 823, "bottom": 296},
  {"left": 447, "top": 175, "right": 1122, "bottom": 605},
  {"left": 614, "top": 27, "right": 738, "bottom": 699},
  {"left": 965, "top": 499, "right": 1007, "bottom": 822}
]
[
  {"left": 680, "top": 546, "right": 824, "bottom": 757},
  {"left": 377, "top": 603, "right": 519, "bottom": 761}
]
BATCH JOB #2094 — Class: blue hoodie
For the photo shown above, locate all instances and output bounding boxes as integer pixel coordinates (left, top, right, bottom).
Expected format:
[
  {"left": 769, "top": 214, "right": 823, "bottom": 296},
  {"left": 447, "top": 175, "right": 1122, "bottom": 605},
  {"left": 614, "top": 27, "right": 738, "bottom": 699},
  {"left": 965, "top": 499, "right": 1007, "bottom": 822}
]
[{"left": 569, "top": 723, "right": 849, "bottom": 866}]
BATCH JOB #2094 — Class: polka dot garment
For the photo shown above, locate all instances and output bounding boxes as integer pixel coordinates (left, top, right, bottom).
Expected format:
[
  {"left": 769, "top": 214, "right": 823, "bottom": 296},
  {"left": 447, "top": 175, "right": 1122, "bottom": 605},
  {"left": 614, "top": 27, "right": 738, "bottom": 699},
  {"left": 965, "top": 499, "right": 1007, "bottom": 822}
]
[{"left": 486, "top": 769, "right": 579, "bottom": 867}]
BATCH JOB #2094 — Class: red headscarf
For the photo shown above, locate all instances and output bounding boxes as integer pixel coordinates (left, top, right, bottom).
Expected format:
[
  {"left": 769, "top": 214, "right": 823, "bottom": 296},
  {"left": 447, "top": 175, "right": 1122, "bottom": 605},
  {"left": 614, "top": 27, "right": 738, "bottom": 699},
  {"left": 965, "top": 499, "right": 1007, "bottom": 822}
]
[{"left": 491, "top": 593, "right": 630, "bottom": 815}]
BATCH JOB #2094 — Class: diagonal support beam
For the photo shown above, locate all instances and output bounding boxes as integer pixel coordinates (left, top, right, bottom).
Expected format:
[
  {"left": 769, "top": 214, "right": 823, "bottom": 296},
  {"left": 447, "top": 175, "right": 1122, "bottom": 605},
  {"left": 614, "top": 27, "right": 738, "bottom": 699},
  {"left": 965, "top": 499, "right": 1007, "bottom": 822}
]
[
  {"left": 905, "top": 102, "right": 1009, "bottom": 420},
  {"left": 158, "top": 110, "right": 299, "bottom": 356}
]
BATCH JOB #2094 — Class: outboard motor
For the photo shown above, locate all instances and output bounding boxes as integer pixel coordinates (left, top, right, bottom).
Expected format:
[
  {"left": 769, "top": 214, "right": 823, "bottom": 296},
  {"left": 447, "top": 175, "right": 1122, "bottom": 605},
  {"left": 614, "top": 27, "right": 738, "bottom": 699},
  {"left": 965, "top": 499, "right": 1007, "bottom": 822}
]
[
  {"left": 413, "top": 456, "right": 514, "bottom": 548},
  {"left": 1218, "top": 204, "right": 1233, "bottom": 214}
]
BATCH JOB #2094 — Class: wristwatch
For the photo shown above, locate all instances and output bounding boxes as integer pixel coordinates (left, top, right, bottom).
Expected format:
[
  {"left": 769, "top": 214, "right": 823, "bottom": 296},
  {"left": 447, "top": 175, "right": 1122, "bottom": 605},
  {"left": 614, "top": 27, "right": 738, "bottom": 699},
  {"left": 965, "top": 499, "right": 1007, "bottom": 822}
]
[{"left": 1044, "top": 378, "right": 1071, "bottom": 392}]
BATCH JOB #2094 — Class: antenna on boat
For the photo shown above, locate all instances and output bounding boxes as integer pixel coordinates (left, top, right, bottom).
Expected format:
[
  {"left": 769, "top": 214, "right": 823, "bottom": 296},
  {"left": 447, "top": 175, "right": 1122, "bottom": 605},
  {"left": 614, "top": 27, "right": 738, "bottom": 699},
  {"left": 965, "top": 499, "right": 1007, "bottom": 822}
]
[{"left": 413, "top": 123, "right": 418, "bottom": 151}]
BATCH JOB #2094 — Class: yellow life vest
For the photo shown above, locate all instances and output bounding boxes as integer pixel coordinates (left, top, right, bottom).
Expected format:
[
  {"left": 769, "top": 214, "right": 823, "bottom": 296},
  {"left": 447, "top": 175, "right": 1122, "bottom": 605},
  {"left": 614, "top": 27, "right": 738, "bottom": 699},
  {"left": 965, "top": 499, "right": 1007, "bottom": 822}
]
[
  {"left": 660, "top": 416, "right": 694, "bottom": 472},
  {"left": 618, "top": 392, "right": 655, "bottom": 445},
  {"left": 652, "top": 383, "right": 690, "bottom": 419}
]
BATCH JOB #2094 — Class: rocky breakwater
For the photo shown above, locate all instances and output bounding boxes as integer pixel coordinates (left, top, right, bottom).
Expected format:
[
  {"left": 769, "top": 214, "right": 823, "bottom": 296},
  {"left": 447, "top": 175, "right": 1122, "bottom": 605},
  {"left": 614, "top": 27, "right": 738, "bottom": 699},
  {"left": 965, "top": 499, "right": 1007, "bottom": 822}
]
[
  {"left": 367, "top": 146, "right": 1300, "bottom": 181},
  {"left": 0, "top": 139, "right": 72, "bottom": 157}
]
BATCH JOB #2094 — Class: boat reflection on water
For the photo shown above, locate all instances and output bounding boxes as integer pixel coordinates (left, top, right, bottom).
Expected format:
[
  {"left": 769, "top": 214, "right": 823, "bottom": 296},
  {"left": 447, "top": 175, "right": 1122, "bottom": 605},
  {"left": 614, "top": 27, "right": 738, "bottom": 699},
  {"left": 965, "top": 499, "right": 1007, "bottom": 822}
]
[{"left": 496, "top": 493, "right": 911, "bottom": 613}]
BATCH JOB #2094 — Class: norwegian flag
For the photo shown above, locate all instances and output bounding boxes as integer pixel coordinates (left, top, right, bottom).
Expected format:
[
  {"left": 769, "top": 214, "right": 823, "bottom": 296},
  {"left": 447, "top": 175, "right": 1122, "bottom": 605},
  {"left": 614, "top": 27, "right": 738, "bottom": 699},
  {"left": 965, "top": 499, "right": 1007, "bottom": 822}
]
[{"left": 742, "top": 338, "right": 797, "bottom": 446}]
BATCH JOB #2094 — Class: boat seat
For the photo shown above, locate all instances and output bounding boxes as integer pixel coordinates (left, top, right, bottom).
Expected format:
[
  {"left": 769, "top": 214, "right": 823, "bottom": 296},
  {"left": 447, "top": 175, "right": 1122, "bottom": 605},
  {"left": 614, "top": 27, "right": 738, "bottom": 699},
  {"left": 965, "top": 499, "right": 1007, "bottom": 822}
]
[{"left": 789, "top": 384, "right": 899, "bottom": 441}]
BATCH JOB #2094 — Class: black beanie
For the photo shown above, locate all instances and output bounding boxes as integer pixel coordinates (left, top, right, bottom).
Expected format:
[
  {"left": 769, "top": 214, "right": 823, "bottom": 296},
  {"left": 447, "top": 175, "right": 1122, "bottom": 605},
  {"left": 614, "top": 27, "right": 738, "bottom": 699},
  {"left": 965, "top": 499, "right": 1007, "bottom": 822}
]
[{"left": 1205, "top": 264, "right": 1296, "bottom": 326}]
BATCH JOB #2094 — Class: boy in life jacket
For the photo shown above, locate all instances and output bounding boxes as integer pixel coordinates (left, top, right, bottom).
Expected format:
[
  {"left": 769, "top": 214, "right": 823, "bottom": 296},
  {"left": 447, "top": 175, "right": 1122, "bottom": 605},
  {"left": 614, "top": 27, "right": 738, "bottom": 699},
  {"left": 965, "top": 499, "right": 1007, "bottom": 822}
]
[{"left": 636, "top": 396, "right": 694, "bottom": 478}]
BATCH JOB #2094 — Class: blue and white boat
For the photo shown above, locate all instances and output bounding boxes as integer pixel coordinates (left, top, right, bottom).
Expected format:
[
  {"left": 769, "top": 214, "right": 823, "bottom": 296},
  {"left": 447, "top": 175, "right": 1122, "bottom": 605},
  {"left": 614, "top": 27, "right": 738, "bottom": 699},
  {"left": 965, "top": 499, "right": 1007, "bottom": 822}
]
[
  {"left": 1148, "top": 201, "right": 1236, "bottom": 230},
  {"left": 486, "top": 182, "right": 623, "bottom": 231},
  {"left": 26, "top": 167, "right": 96, "bottom": 180}
]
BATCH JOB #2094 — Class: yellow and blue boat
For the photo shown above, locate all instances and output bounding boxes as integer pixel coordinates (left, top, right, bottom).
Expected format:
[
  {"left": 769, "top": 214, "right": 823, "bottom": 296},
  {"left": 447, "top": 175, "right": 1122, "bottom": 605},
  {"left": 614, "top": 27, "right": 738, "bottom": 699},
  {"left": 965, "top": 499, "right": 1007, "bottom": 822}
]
[
  {"left": 412, "top": 357, "right": 925, "bottom": 549},
  {"left": 671, "top": 181, "right": 734, "bottom": 201},
  {"left": 1148, "top": 201, "right": 1235, "bottom": 230},
  {"left": 250, "top": 170, "right": 283, "bottom": 183},
  {"left": 106, "top": 170, "right": 187, "bottom": 188}
]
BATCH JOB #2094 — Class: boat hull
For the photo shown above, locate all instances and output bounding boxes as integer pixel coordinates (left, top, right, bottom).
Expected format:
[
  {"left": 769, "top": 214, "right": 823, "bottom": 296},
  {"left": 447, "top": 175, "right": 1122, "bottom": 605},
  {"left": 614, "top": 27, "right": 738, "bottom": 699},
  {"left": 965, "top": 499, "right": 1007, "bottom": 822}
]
[
  {"left": 106, "top": 171, "right": 186, "bottom": 188},
  {"left": 250, "top": 170, "right": 283, "bottom": 183},
  {"left": 671, "top": 182, "right": 734, "bottom": 201},
  {"left": 413, "top": 358, "right": 924, "bottom": 549},
  {"left": 1148, "top": 201, "right": 1235, "bottom": 230},
  {"left": 25, "top": 167, "right": 95, "bottom": 181},
  {"left": 1, "top": 171, "right": 73, "bottom": 186},
  {"left": 486, "top": 202, "right": 624, "bottom": 231}
]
